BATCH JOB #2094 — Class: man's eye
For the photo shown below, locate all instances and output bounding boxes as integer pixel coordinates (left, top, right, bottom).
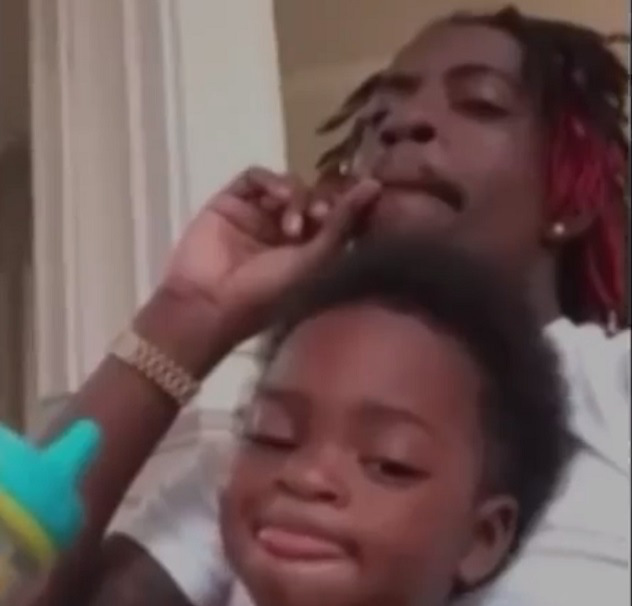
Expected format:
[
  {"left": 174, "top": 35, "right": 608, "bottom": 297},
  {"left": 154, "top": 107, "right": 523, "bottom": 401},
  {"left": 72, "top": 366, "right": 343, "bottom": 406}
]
[
  {"left": 458, "top": 100, "right": 509, "bottom": 119},
  {"left": 244, "top": 432, "right": 297, "bottom": 451},
  {"left": 363, "top": 458, "right": 424, "bottom": 484}
]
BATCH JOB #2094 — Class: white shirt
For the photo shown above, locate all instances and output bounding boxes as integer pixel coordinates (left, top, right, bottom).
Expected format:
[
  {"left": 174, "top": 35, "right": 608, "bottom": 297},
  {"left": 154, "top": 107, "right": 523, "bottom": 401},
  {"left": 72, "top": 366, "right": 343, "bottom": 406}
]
[{"left": 117, "top": 320, "right": 630, "bottom": 606}]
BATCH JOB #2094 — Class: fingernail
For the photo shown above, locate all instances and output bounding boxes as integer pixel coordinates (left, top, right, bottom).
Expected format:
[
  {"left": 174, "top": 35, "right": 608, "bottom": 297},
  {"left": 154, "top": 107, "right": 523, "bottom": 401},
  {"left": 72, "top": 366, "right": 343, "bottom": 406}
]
[
  {"left": 310, "top": 200, "right": 331, "bottom": 219},
  {"left": 348, "top": 179, "right": 381, "bottom": 203},
  {"left": 285, "top": 213, "right": 303, "bottom": 237}
]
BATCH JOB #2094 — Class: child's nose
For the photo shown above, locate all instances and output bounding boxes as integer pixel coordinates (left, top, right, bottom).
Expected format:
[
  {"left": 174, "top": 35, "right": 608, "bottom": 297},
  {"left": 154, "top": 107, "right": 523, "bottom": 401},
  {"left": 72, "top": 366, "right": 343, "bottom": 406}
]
[{"left": 276, "top": 446, "right": 350, "bottom": 507}]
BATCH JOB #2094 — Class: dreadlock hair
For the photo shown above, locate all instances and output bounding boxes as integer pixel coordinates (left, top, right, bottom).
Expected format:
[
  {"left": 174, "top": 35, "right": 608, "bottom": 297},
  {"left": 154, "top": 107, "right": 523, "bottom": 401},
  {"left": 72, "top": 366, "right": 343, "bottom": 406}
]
[{"left": 316, "top": 6, "right": 630, "bottom": 329}]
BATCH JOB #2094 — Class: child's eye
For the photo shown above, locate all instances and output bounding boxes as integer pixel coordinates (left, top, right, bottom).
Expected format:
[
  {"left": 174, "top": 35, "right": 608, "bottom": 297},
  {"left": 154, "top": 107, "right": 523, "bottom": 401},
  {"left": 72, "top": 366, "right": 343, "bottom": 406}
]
[
  {"left": 458, "top": 99, "right": 509, "bottom": 120},
  {"left": 363, "top": 458, "right": 424, "bottom": 484},
  {"left": 244, "top": 432, "right": 297, "bottom": 451},
  {"left": 234, "top": 402, "right": 297, "bottom": 452}
]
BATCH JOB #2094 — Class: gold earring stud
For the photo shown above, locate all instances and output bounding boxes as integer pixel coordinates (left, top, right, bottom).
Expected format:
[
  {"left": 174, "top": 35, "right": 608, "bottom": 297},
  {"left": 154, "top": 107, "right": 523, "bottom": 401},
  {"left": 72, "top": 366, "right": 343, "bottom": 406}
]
[{"left": 552, "top": 223, "right": 566, "bottom": 238}]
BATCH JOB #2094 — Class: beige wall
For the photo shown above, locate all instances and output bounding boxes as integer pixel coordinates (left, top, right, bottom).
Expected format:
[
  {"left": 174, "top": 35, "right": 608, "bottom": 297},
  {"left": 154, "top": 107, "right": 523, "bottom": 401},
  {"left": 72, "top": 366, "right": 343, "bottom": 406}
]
[{"left": 275, "top": 0, "right": 629, "bottom": 179}]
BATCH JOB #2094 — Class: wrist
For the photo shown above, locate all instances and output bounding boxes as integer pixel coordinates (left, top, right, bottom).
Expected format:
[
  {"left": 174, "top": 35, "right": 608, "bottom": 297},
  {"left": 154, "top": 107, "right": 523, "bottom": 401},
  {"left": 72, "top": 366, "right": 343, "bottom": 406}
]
[{"left": 132, "top": 285, "right": 237, "bottom": 379}]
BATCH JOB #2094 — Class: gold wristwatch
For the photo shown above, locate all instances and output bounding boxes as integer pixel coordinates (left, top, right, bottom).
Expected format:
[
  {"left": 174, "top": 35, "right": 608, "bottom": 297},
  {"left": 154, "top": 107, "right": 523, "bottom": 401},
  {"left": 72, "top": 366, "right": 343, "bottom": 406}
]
[{"left": 110, "top": 330, "right": 200, "bottom": 407}]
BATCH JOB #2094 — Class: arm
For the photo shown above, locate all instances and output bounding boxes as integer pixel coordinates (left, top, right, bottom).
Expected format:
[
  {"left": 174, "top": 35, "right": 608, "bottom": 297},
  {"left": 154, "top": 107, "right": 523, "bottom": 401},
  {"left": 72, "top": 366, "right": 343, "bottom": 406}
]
[
  {"left": 32, "top": 288, "right": 234, "bottom": 606},
  {"left": 68, "top": 534, "right": 197, "bottom": 606}
]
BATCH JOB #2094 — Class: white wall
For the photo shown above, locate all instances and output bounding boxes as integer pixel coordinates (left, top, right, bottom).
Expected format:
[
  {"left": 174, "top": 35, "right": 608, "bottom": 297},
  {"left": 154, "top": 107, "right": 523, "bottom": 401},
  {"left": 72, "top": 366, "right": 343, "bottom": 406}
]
[
  {"left": 175, "top": 0, "right": 287, "bottom": 211},
  {"left": 170, "top": 0, "right": 287, "bottom": 413}
]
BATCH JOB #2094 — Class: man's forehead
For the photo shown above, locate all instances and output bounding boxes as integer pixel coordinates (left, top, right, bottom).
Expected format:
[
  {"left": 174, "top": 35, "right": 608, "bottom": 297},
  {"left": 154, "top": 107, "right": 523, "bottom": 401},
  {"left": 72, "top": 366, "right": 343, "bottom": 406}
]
[{"left": 390, "top": 22, "right": 524, "bottom": 80}]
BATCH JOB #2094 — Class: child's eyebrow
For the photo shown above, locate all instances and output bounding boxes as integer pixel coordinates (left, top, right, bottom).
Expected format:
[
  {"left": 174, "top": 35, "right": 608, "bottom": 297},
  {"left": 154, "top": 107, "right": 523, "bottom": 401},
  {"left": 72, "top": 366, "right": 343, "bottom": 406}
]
[
  {"left": 250, "top": 384, "right": 436, "bottom": 437},
  {"left": 357, "top": 400, "right": 436, "bottom": 437}
]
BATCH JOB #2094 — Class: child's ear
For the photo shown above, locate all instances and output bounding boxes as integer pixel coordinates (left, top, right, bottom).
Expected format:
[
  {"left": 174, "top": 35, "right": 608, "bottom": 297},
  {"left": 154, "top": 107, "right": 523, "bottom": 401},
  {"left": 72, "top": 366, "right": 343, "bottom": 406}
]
[{"left": 456, "top": 495, "right": 518, "bottom": 589}]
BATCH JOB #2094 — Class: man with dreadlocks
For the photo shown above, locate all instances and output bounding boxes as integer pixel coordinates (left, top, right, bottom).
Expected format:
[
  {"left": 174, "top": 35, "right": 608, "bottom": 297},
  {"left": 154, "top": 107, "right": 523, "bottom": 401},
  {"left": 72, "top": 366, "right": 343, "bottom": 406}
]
[{"left": 30, "top": 6, "right": 629, "bottom": 606}]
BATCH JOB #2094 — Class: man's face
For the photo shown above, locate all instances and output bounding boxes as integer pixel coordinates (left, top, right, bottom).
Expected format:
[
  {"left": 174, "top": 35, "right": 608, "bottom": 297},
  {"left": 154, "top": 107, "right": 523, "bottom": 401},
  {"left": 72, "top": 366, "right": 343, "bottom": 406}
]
[
  {"left": 220, "top": 305, "right": 516, "bottom": 606},
  {"left": 351, "top": 23, "right": 548, "bottom": 276}
]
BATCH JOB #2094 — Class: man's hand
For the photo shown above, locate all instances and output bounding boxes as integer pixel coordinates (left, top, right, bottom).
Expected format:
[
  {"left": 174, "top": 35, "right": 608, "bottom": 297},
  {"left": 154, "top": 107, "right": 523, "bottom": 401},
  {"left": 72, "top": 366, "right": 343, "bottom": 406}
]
[{"left": 162, "top": 167, "right": 381, "bottom": 343}]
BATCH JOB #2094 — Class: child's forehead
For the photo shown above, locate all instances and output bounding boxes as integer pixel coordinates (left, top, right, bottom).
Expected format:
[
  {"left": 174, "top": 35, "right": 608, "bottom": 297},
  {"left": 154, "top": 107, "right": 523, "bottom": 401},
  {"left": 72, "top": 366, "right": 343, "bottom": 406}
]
[
  {"left": 273, "top": 303, "right": 476, "bottom": 376},
  {"left": 263, "top": 304, "right": 485, "bottom": 437}
]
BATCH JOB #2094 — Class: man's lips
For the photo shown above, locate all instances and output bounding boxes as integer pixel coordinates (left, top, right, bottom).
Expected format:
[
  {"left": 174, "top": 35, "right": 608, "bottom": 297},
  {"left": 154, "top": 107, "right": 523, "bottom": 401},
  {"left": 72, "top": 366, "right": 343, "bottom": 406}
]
[
  {"left": 256, "top": 524, "right": 349, "bottom": 561},
  {"left": 370, "top": 158, "right": 464, "bottom": 212},
  {"left": 378, "top": 178, "right": 464, "bottom": 212}
]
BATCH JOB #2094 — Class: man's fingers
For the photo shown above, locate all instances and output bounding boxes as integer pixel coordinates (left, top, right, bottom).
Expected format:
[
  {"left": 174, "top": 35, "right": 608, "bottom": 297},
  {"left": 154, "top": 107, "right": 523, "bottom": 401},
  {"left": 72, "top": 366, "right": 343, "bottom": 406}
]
[
  {"left": 306, "top": 176, "right": 382, "bottom": 227},
  {"left": 341, "top": 178, "right": 383, "bottom": 208},
  {"left": 229, "top": 167, "right": 311, "bottom": 240},
  {"left": 281, "top": 211, "right": 305, "bottom": 239},
  {"left": 227, "top": 166, "right": 295, "bottom": 200},
  {"left": 218, "top": 167, "right": 313, "bottom": 241},
  {"left": 211, "top": 168, "right": 379, "bottom": 251},
  {"left": 278, "top": 176, "right": 311, "bottom": 240},
  {"left": 283, "top": 178, "right": 380, "bottom": 248},
  {"left": 308, "top": 179, "right": 381, "bottom": 253},
  {"left": 308, "top": 199, "right": 332, "bottom": 222}
]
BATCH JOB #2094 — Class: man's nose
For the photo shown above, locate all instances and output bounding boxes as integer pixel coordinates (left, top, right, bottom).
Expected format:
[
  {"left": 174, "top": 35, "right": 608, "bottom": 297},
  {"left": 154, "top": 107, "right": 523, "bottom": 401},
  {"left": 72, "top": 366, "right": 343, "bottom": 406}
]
[
  {"left": 377, "top": 99, "right": 438, "bottom": 147},
  {"left": 277, "top": 446, "right": 349, "bottom": 507}
]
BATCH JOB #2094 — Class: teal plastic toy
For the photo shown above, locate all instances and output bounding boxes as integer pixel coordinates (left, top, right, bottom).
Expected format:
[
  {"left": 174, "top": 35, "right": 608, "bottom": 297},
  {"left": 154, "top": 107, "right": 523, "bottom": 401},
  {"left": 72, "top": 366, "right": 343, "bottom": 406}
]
[{"left": 0, "top": 420, "right": 101, "bottom": 603}]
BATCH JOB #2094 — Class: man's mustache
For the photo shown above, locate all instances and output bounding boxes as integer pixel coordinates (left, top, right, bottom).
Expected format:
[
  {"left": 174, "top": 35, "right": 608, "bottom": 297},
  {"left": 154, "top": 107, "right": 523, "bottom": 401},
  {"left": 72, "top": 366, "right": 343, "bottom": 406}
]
[{"left": 312, "top": 164, "right": 465, "bottom": 214}]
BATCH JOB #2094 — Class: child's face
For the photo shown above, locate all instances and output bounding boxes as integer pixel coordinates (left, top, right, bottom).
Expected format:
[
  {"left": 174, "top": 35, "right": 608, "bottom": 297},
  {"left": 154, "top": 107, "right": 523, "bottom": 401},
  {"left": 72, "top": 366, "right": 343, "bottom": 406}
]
[{"left": 220, "top": 304, "right": 517, "bottom": 606}]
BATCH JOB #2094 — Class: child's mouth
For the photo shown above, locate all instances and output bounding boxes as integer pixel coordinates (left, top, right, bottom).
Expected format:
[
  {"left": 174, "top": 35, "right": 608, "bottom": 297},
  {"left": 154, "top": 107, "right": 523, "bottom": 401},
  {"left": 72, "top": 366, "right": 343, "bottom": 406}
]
[{"left": 256, "top": 525, "right": 348, "bottom": 561}]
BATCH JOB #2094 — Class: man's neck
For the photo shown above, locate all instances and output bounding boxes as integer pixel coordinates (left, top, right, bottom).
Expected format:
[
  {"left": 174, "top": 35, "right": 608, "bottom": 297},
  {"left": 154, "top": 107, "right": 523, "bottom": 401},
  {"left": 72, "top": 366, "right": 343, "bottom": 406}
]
[{"left": 526, "top": 255, "right": 563, "bottom": 327}]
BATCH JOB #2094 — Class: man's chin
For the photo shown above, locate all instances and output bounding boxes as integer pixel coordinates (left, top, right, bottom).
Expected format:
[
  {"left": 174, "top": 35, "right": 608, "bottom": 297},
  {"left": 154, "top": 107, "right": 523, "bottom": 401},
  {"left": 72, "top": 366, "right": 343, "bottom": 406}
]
[{"left": 360, "top": 216, "right": 451, "bottom": 243}]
